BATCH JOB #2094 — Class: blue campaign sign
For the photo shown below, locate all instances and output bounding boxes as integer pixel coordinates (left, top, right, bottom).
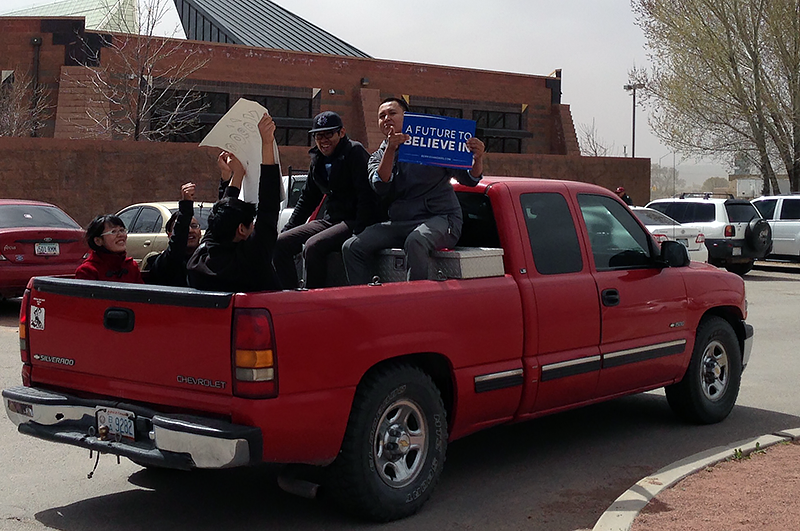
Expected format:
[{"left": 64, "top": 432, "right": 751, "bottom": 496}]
[{"left": 397, "top": 113, "right": 476, "bottom": 169}]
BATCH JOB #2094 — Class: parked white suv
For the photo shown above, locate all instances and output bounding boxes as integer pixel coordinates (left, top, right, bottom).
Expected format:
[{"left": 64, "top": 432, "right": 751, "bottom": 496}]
[
  {"left": 646, "top": 194, "right": 771, "bottom": 275},
  {"left": 752, "top": 195, "right": 800, "bottom": 259}
]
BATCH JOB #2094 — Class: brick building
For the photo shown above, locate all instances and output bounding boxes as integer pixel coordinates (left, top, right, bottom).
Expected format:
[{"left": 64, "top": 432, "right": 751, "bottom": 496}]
[{"left": 0, "top": 14, "right": 648, "bottom": 225}]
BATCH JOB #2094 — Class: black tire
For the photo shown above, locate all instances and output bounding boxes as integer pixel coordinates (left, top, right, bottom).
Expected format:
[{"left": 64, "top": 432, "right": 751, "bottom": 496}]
[
  {"left": 326, "top": 364, "right": 447, "bottom": 522},
  {"left": 725, "top": 261, "right": 754, "bottom": 276},
  {"left": 745, "top": 218, "right": 771, "bottom": 254},
  {"left": 665, "top": 316, "right": 742, "bottom": 424}
]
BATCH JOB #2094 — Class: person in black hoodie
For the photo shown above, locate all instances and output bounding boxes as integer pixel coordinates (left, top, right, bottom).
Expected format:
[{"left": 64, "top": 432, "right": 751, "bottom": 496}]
[
  {"left": 186, "top": 113, "right": 282, "bottom": 292},
  {"left": 142, "top": 182, "right": 202, "bottom": 286},
  {"left": 272, "top": 111, "right": 381, "bottom": 289}
]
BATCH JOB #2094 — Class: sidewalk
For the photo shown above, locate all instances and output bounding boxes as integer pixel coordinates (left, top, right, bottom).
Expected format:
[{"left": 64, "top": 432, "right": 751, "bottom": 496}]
[{"left": 592, "top": 427, "right": 800, "bottom": 531}]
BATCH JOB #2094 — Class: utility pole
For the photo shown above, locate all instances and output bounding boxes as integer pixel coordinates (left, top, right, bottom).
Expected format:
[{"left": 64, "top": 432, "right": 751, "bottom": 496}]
[{"left": 623, "top": 83, "right": 645, "bottom": 157}]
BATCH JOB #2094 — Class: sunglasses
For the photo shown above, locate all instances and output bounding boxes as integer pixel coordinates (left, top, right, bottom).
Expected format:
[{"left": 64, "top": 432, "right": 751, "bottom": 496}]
[{"left": 312, "top": 129, "right": 341, "bottom": 140}]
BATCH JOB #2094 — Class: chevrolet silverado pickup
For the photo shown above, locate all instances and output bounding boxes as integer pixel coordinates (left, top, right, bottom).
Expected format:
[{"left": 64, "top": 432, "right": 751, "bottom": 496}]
[{"left": 3, "top": 177, "right": 754, "bottom": 521}]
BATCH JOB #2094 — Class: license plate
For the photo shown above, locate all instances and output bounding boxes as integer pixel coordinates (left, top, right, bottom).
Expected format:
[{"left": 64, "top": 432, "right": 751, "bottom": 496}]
[
  {"left": 677, "top": 239, "right": 688, "bottom": 248},
  {"left": 732, "top": 247, "right": 742, "bottom": 256},
  {"left": 34, "top": 242, "right": 59, "bottom": 256},
  {"left": 96, "top": 407, "right": 135, "bottom": 440}
]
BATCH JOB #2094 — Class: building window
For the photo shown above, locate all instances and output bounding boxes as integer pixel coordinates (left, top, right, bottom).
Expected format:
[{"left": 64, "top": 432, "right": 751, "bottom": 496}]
[
  {"left": 151, "top": 90, "right": 229, "bottom": 143},
  {"left": 246, "top": 95, "right": 313, "bottom": 146},
  {"left": 473, "top": 110, "right": 525, "bottom": 153},
  {"left": 418, "top": 106, "right": 463, "bottom": 119}
]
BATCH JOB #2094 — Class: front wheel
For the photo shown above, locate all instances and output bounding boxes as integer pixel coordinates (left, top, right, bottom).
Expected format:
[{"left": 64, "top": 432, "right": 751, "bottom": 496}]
[
  {"left": 326, "top": 364, "right": 447, "bottom": 521},
  {"left": 666, "top": 316, "right": 742, "bottom": 424}
]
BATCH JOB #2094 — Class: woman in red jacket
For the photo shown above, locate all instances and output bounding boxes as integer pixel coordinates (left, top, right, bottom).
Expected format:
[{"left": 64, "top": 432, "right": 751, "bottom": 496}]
[{"left": 75, "top": 215, "right": 143, "bottom": 283}]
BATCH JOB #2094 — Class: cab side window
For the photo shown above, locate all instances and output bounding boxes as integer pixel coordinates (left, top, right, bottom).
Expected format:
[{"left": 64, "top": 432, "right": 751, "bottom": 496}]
[
  {"left": 578, "top": 194, "right": 652, "bottom": 271},
  {"left": 780, "top": 199, "right": 800, "bottom": 220},
  {"left": 520, "top": 193, "right": 582, "bottom": 275}
]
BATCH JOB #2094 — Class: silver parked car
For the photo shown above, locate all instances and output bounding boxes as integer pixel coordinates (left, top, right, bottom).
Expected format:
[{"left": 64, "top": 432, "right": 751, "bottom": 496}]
[{"left": 630, "top": 207, "right": 708, "bottom": 262}]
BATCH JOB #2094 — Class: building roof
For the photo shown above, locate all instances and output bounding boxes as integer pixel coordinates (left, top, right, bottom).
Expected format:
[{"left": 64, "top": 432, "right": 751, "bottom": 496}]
[
  {"left": 4, "top": 0, "right": 139, "bottom": 32},
  {"left": 176, "top": 0, "right": 370, "bottom": 57}
]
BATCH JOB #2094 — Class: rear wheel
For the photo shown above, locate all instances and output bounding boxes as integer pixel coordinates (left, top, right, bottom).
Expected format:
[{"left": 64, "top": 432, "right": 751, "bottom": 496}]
[
  {"left": 725, "top": 261, "right": 754, "bottom": 276},
  {"left": 327, "top": 364, "right": 447, "bottom": 521},
  {"left": 666, "top": 316, "right": 742, "bottom": 424}
]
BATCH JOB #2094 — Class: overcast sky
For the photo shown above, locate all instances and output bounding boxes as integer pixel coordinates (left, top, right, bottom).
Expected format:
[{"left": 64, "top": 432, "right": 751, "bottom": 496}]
[{"left": 1, "top": 0, "right": 728, "bottom": 183}]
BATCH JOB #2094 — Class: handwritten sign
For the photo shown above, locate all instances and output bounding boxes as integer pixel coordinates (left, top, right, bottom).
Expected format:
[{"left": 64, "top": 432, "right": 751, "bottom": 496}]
[
  {"left": 199, "top": 98, "right": 284, "bottom": 204},
  {"left": 397, "top": 113, "right": 476, "bottom": 169}
]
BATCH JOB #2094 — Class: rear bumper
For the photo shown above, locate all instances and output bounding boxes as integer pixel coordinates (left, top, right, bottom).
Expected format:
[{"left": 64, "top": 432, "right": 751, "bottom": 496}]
[
  {"left": 2, "top": 386, "right": 261, "bottom": 470},
  {"left": 705, "top": 239, "right": 766, "bottom": 264}
]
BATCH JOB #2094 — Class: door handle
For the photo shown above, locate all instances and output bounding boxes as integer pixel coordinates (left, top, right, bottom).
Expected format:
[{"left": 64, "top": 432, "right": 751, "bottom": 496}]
[
  {"left": 601, "top": 289, "right": 620, "bottom": 307},
  {"left": 143, "top": 240, "right": 151, "bottom": 247}
]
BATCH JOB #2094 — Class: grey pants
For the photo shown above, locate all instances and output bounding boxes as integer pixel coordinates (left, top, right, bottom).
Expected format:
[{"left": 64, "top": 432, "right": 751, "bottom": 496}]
[{"left": 342, "top": 215, "right": 460, "bottom": 284}]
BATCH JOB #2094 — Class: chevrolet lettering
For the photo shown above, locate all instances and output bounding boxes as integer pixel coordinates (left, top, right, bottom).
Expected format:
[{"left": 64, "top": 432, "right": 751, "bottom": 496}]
[{"left": 176, "top": 375, "right": 226, "bottom": 389}]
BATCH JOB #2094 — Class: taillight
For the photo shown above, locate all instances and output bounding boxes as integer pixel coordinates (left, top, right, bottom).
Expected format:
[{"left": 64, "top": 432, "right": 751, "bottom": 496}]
[
  {"left": 696, "top": 233, "right": 705, "bottom": 243},
  {"left": 653, "top": 233, "right": 669, "bottom": 243},
  {"left": 232, "top": 309, "right": 277, "bottom": 398},
  {"left": 724, "top": 225, "right": 735, "bottom": 237},
  {"left": 19, "top": 289, "right": 30, "bottom": 364}
]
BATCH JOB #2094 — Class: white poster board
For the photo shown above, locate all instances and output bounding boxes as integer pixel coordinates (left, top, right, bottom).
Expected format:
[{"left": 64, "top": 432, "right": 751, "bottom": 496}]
[{"left": 199, "top": 98, "right": 284, "bottom": 204}]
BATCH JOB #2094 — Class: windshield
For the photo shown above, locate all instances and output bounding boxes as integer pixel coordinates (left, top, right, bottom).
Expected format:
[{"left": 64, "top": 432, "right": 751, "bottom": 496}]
[
  {"left": 0, "top": 204, "right": 81, "bottom": 229},
  {"left": 169, "top": 206, "right": 211, "bottom": 230}
]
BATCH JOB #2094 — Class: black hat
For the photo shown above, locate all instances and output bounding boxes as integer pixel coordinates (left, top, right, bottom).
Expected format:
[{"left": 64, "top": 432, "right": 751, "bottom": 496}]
[{"left": 309, "top": 111, "right": 343, "bottom": 133}]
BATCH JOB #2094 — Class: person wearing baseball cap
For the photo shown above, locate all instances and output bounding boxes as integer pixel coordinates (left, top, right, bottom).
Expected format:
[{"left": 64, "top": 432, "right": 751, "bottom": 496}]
[
  {"left": 615, "top": 186, "right": 633, "bottom": 206},
  {"left": 272, "top": 111, "right": 382, "bottom": 289}
]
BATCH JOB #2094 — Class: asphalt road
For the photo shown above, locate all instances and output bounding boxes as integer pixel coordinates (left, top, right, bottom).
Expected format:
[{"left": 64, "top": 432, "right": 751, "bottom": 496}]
[{"left": 1, "top": 268, "right": 799, "bottom": 531}]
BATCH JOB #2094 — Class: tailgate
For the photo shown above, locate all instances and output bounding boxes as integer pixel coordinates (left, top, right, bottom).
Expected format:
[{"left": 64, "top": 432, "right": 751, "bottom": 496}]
[{"left": 26, "top": 277, "right": 234, "bottom": 407}]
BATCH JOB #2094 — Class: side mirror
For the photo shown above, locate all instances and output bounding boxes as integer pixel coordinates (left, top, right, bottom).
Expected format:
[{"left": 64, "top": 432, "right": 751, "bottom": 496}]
[{"left": 659, "top": 240, "right": 690, "bottom": 267}]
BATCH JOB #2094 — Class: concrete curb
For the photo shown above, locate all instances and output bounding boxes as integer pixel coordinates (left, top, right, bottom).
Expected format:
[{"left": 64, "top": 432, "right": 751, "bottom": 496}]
[
  {"left": 753, "top": 261, "right": 800, "bottom": 274},
  {"left": 592, "top": 427, "right": 800, "bottom": 531}
]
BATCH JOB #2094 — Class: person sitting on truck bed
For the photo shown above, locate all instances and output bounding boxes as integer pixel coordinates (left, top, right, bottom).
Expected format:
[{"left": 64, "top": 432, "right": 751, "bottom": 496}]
[
  {"left": 142, "top": 182, "right": 202, "bottom": 287},
  {"left": 342, "top": 97, "right": 485, "bottom": 283},
  {"left": 186, "top": 113, "right": 282, "bottom": 293},
  {"left": 75, "top": 215, "right": 143, "bottom": 283},
  {"left": 272, "top": 111, "right": 382, "bottom": 289}
]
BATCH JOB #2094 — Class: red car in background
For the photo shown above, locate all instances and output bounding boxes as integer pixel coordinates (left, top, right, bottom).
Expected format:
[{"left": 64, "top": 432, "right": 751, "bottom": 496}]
[{"left": 0, "top": 200, "right": 86, "bottom": 298}]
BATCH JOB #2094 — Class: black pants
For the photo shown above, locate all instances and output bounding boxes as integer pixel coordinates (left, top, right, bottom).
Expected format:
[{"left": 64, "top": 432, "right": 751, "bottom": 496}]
[{"left": 273, "top": 220, "right": 352, "bottom": 289}]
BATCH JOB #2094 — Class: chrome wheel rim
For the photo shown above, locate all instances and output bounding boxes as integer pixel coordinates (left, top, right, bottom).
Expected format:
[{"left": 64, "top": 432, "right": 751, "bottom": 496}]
[
  {"left": 373, "top": 399, "right": 428, "bottom": 488},
  {"left": 701, "top": 339, "right": 729, "bottom": 401}
]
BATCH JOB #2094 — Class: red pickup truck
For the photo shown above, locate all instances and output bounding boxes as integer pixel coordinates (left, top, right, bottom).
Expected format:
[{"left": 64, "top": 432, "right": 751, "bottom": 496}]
[{"left": 3, "top": 177, "right": 753, "bottom": 521}]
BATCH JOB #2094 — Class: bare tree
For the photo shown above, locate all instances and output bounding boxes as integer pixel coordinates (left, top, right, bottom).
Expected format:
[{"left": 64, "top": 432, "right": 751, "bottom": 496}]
[
  {"left": 631, "top": 0, "right": 800, "bottom": 194},
  {"left": 578, "top": 119, "right": 616, "bottom": 157},
  {"left": 650, "top": 163, "right": 686, "bottom": 200},
  {"left": 0, "top": 71, "right": 51, "bottom": 137},
  {"left": 75, "top": 0, "right": 209, "bottom": 140}
]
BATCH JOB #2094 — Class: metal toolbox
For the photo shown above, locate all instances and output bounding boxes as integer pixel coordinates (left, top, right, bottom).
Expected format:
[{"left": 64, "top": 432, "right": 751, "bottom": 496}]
[{"left": 375, "top": 247, "right": 505, "bottom": 283}]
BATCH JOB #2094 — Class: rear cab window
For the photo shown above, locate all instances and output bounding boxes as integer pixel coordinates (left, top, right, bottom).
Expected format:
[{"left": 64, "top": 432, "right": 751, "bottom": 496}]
[{"left": 519, "top": 193, "right": 582, "bottom": 275}]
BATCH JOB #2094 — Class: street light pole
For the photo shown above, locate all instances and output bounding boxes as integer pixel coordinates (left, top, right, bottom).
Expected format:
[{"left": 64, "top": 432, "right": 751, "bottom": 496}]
[{"left": 623, "top": 83, "right": 645, "bottom": 158}]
